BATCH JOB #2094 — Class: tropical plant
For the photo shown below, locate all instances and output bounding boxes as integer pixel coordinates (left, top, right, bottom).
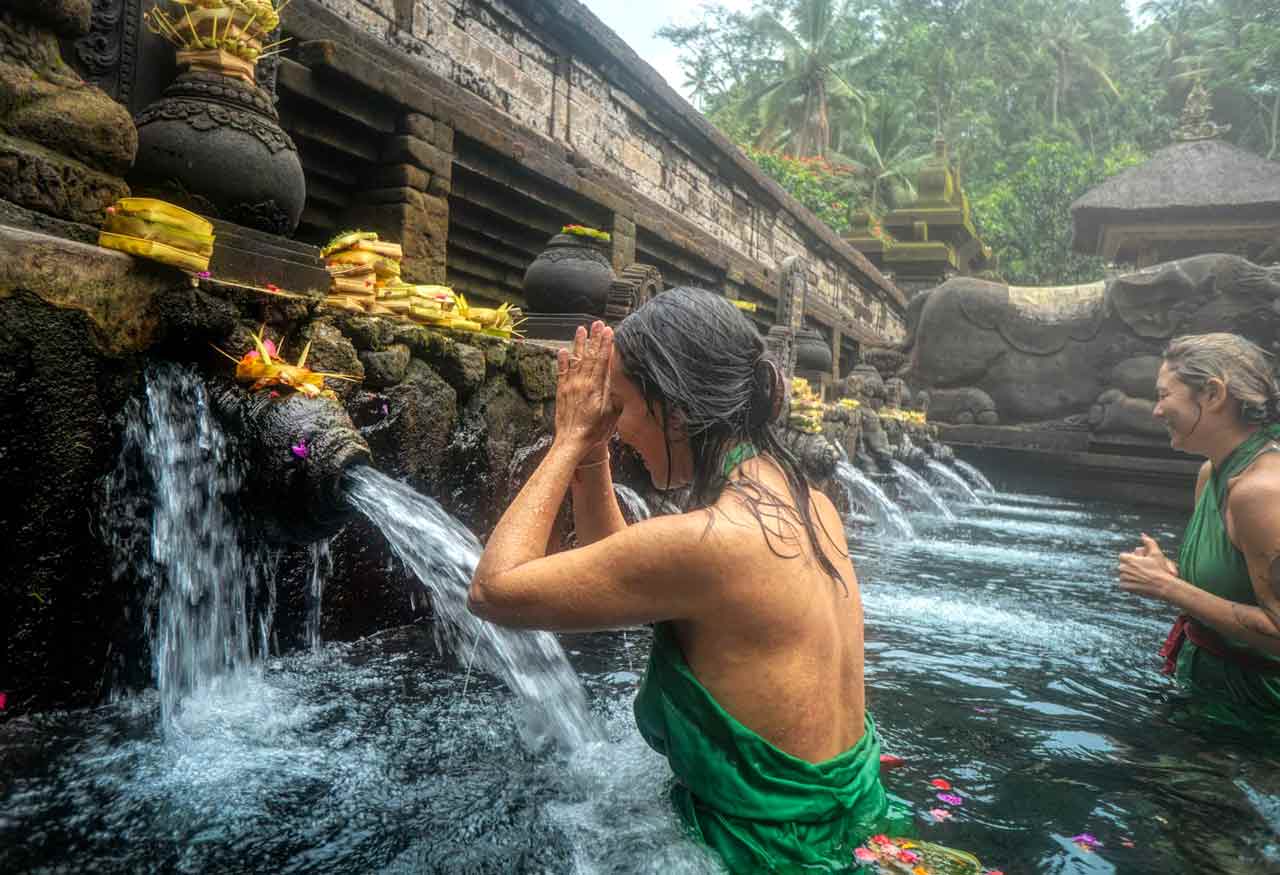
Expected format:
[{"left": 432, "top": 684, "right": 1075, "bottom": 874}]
[
  {"left": 1038, "top": 12, "right": 1122, "bottom": 129},
  {"left": 661, "top": 0, "right": 1280, "bottom": 283},
  {"left": 836, "top": 96, "right": 931, "bottom": 212},
  {"left": 735, "top": 0, "right": 876, "bottom": 158},
  {"left": 742, "top": 146, "right": 859, "bottom": 231}
]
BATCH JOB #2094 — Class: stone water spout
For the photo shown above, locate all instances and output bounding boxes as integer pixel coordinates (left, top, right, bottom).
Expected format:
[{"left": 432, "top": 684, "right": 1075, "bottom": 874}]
[{"left": 211, "top": 382, "right": 371, "bottom": 543}]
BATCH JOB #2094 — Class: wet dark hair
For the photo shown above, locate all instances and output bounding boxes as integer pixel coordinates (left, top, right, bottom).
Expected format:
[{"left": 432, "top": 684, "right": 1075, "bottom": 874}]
[{"left": 612, "top": 286, "right": 846, "bottom": 588}]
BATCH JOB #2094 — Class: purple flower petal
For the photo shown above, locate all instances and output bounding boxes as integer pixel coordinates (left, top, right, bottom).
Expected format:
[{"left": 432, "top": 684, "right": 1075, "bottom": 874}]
[
  {"left": 381, "top": 402, "right": 390, "bottom": 416},
  {"left": 1070, "top": 833, "right": 1100, "bottom": 847},
  {"left": 937, "top": 793, "right": 964, "bottom": 806},
  {"left": 290, "top": 440, "right": 309, "bottom": 459}
]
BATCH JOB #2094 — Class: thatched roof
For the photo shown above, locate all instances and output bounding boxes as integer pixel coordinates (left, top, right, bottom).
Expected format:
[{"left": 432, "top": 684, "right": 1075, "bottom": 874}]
[{"left": 1070, "top": 139, "right": 1280, "bottom": 255}]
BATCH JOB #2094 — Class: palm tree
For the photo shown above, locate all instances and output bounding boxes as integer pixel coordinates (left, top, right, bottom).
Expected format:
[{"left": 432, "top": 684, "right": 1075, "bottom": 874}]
[
  {"left": 736, "top": 0, "right": 873, "bottom": 158},
  {"left": 1039, "top": 14, "right": 1122, "bottom": 129},
  {"left": 1136, "top": 0, "right": 1215, "bottom": 96},
  {"left": 837, "top": 97, "right": 930, "bottom": 213}
]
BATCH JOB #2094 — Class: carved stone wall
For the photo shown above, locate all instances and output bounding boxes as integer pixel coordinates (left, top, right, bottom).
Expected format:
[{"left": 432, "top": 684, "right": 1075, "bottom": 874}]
[{"left": 287, "top": 0, "right": 905, "bottom": 344}]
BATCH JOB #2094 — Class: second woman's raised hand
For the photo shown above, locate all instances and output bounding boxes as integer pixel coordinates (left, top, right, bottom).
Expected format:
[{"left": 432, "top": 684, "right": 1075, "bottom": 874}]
[
  {"left": 1132, "top": 533, "right": 1177, "bottom": 576},
  {"left": 554, "top": 321, "right": 620, "bottom": 458},
  {"left": 1117, "top": 533, "right": 1179, "bottom": 602}
]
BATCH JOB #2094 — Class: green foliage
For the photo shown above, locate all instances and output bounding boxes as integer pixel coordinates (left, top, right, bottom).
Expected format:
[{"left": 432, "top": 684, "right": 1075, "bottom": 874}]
[
  {"left": 742, "top": 146, "right": 858, "bottom": 231},
  {"left": 972, "top": 139, "right": 1146, "bottom": 284},
  {"left": 662, "top": 0, "right": 1280, "bottom": 284}
]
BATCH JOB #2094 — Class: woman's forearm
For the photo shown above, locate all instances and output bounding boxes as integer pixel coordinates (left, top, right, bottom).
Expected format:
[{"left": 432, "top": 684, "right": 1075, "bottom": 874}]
[
  {"left": 473, "top": 440, "right": 581, "bottom": 584},
  {"left": 571, "top": 452, "right": 627, "bottom": 545},
  {"left": 1169, "top": 580, "right": 1280, "bottom": 658}
]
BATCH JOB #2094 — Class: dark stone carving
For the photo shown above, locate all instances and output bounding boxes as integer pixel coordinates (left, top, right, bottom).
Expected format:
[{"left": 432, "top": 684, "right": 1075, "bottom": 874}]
[
  {"left": 906, "top": 254, "right": 1280, "bottom": 427},
  {"left": 209, "top": 381, "right": 371, "bottom": 544},
  {"left": 606, "top": 263, "right": 663, "bottom": 321},
  {"left": 522, "top": 233, "right": 617, "bottom": 315},
  {"left": 0, "top": 5, "right": 135, "bottom": 223},
  {"left": 132, "top": 70, "right": 306, "bottom": 235},
  {"left": 776, "top": 255, "right": 808, "bottom": 380},
  {"left": 72, "top": 0, "right": 130, "bottom": 96}
]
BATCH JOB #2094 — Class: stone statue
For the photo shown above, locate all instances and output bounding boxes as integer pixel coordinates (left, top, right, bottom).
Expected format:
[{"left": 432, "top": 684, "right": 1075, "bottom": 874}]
[
  {"left": 883, "top": 377, "right": 906, "bottom": 410},
  {"left": 0, "top": 0, "right": 137, "bottom": 224},
  {"left": 858, "top": 408, "right": 892, "bottom": 467},
  {"left": 903, "top": 254, "right": 1280, "bottom": 433},
  {"left": 914, "top": 390, "right": 930, "bottom": 417},
  {"left": 842, "top": 363, "right": 885, "bottom": 410}
]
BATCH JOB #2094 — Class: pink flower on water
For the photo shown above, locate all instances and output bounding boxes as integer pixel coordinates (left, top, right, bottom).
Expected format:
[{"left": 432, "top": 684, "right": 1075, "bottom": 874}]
[
  {"left": 291, "top": 439, "right": 308, "bottom": 460},
  {"left": 0, "top": 691, "right": 6, "bottom": 710},
  {"left": 854, "top": 847, "right": 877, "bottom": 863},
  {"left": 899, "top": 850, "right": 920, "bottom": 864},
  {"left": 930, "top": 778, "right": 952, "bottom": 790},
  {"left": 197, "top": 270, "right": 212, "bottom": 279},
  {"left": 937, "top": 793, "right": 963, "bottom": 806},
  {"left": 1071, "top": 833, "right": 1100, "bottom": 848},
  {"left": 929, "top": 807, "right": 952, "bottom": 821}
]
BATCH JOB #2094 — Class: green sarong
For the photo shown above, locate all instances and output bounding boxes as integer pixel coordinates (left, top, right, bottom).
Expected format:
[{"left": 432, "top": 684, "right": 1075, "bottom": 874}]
[
  {"left": 634, "top": 622, "right": 906, "bottom": 874},
  {"left": 1165, "top": 424, "right": 1280, "bottom": 715}
]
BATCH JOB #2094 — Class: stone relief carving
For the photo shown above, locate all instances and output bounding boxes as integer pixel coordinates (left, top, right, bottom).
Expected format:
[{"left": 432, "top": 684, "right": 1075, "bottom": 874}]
[{"left": 903, "top": 254, "right": 1280, "bottom": 433}]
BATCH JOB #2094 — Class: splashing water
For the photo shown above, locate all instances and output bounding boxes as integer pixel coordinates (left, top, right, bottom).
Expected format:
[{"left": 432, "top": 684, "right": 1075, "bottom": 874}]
[
  {"left": 925, "top": 459, "right": 983, "bottom": 505},
  {"left": 305, "top": 539, "right": 334, "bottom": 652},
  {"left": 954, "top": 459, "right": 995, "bottom": 494},
  {"left": 890, "top": 460, "right": 956, "bottom": 519},
  {"left": 613, "top": 483, "right": 652, "bottom": 522},
  {"left": 345, "top": 466, "right": 601, "bottom": 751},
  {"left": 832, "top": 462, "right": 915, "bottom": 539},
  {"left": 105, "top": 364, "right": 271, "bottom": 729}
]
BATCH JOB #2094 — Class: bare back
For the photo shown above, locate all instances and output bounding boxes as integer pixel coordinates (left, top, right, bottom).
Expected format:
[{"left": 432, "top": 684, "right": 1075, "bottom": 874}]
[{"left": 670, "top": 456, "right": 867, "bottom": 763}]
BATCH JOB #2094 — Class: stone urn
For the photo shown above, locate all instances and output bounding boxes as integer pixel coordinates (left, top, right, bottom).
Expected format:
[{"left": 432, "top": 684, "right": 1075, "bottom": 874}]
[
  {"left": 794, "top": 328, "right": 833, "bottom": 374},
  {"left": 522, "top": 233, "right": 616, "bottom": 314},
  {"left": 131, "top": 54, "right": 305, "bottom": 235}
]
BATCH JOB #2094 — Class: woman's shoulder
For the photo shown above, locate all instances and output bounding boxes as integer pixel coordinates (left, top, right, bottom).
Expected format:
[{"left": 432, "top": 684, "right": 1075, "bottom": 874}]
[{"left": 1226, "top": 454, "right": 1280, "bottom": 542}]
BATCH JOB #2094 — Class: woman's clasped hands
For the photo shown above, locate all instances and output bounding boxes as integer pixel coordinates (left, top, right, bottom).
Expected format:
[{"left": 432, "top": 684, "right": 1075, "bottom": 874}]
[{"left": 555, "top": 321, "right": 621, "bottom": 460}]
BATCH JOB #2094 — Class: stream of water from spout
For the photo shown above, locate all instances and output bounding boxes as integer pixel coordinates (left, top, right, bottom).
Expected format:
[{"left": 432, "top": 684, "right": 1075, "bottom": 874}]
[
  {"left": 106, "top": 364, "right": 270, "bottom": 729},
  {"left": 832, "top": 462, "right": 915, "bottom": 539},
  {"left": 344, "top": 466, "right": 601, "bottom": 751},
  {"left": 925, "top": 459, "right": 983, "bottom": 505},
  {"left": 305, "top": 539, "right": 334, "bottom": 652},
  {"left": 954, "top": 459, "right": 996, "bottom": 494},
  {"left": 889, "top": 460, "right": 956, "bottom": 519}
]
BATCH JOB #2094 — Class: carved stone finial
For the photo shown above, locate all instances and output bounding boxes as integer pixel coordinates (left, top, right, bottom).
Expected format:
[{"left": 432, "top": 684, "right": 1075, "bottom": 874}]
[
  {"left": 933, "top": 133, "right": 947, "bottom": 159},
  {"left": 1174, "top": 79, "right": 1230, "bottom": 142}
]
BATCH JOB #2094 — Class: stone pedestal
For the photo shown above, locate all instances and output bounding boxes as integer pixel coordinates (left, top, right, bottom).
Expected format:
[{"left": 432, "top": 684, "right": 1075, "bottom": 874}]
[{"left": 0, "top": 1, "right": 136, "bottom": 224}]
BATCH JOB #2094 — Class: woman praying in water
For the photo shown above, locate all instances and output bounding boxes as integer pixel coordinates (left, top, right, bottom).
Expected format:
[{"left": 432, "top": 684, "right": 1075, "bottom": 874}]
[
  {"left": 468, "top": 288, "right": 903, "bottom": 872},
  {"left": 1118, "top": 333, "right": 1280, "bottom": 716}
]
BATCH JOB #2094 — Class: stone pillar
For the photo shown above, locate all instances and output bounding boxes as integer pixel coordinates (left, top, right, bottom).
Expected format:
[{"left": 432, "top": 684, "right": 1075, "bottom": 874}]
[
  {"left": 0, "top": 0, "right": 136, "bottom": 224},
  {"left": 353, "top": 111, "right": 454, "bottom": 284},
  {"left": 830, "top": 326, "right": 843, "bottom": 383},
  {"left": 610, "top": 213, "right": 636, "bottom": 274},
  {"left": 774, "top": 255, "right": 808, "bottom": 380}
]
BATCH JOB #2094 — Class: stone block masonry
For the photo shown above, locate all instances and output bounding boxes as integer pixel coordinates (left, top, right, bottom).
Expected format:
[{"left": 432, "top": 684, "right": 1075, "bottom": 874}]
[{"left": 284, "top": 0, "right": 905, "bottom": 348}]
